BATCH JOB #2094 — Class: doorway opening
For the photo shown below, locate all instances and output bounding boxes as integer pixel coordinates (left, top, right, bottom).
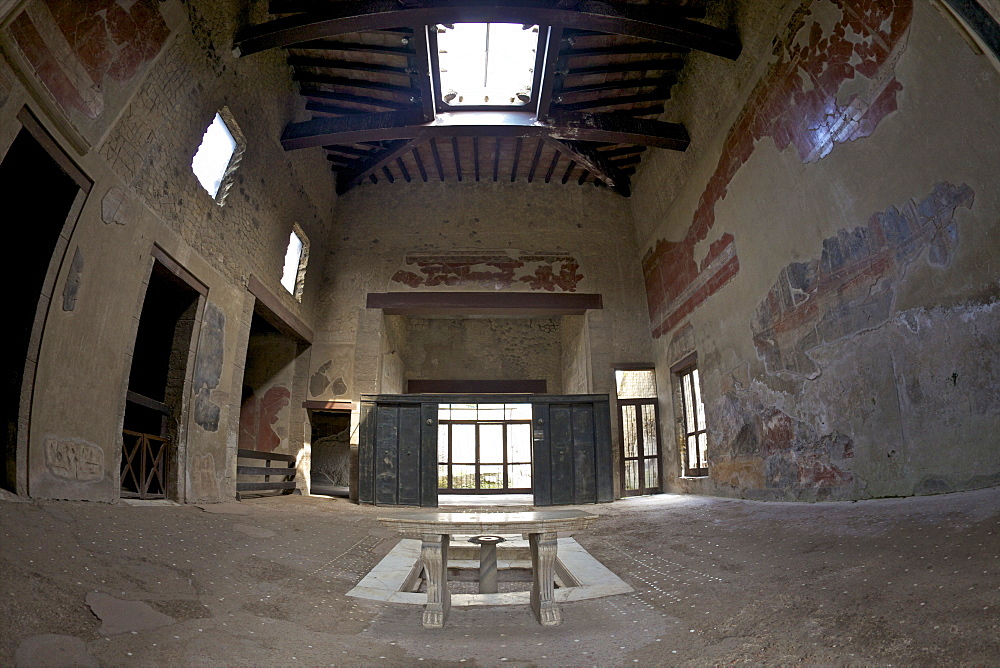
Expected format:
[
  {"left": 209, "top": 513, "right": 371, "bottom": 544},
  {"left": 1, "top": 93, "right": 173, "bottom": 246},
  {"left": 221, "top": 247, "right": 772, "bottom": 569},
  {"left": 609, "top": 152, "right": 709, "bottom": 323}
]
[
  {"left": 436, "top": 403, "right": 533, "bottom": 494},
  {"left": 1, "top": 114, "right": 88, "bottom": 493},
  {"left": 615, "top": 368, "right": 663, "bottom": 496},
  {"left": 309, "top": 410, "right": 351, "bottom": 497},
  {"left": 121, "top": 260, "right": 201, "bottom": 499}
]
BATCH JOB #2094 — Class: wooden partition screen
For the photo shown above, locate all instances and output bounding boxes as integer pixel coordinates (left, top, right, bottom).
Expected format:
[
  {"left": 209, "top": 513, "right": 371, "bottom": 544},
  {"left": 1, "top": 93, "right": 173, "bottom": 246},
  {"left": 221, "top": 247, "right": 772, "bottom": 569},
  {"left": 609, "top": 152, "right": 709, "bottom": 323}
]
[{"left": 358, "top": 394, "right": 613, "bottom": 506}]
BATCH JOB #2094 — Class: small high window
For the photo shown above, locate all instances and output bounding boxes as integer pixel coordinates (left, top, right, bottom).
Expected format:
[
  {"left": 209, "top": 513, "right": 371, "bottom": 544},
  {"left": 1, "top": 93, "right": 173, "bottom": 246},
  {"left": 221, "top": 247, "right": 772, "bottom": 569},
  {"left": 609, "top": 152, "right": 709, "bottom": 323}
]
[
  {"left": 191, "top": 110, "right": 244, "bottom": 204},
  {"left": 434, "top": 23, "right": 543, "bottom": 108},
  {"left": 675, "top": 362, "right": 708, "bottom": 477},
  {"left": 281, "top": 225, "right": 309, "bottom": 300}
]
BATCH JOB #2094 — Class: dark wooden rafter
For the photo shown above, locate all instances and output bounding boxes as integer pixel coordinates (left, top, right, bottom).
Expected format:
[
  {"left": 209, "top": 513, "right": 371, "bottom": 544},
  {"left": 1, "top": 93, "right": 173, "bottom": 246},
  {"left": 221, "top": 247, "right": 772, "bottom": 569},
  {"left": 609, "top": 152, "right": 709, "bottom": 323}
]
[
  {"left": 492, "top": 137, "right": 501, "bottom": 182},
  {"left": 333, "top": 138, "right": 417, "bottom": 193},
  {"left": 554, "top": 91, "right": 671, "bottom": 112},
  {"left": 452, "top": 137, "right": 463, "bottom": 181},
  {"left": 560, "top": 43, "right": 690, "bottom": 59},
  {"left": 561, "top": 160, "right": 576, "bottom": 184},
  {"left": 292, "top": 72, "right": 416, "bottom": 96},
  {"left": 302, "top": 88, "right": 413, "bottom": 110},
  {"left": 560, "top": 59, "right": 685, "bottom": 77},
  {"left": 288, "top": 55, "right": 410, "bottom": 75},
  {"left": 544, "top": 150, "right": 560, "bottom": 182},
  {"left": 281, "top": 110, "right": 689, "bottom": 151},
  {"left": 472, "top": 137, "right": 480, "bottom": 181},
  {"left": 292, "top": 39, "right": 414, "bottom": 56},
  {"left": 527, "top": 139, "right": 544, "bottom": 182},
  {"left": 510, "top": 137, "right": 523, "bottom": 182},
  {"left": 235, "top": 1, "right": 742, "bottom": 60},
  {"left": 396, "top": 156, "right": 412, "bottom": 181},
  {"left": 547, "top": 138, "right": 629, "bottom": 196},
  {"left": 412, "top": 146, "right": 428, "bottom": 181},
  {"left": 556, "top": 74, "right": 677, "bottom": 97},
  {"left": 429, "top": 137, "right": 445, "bottom": 180}
]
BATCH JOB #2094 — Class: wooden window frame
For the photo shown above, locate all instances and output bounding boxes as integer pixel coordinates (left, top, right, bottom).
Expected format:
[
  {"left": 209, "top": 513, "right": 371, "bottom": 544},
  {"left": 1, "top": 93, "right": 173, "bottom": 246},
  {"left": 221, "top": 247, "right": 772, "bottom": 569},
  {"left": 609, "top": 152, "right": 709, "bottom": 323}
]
[{"left": 672, "top": 355, "right": 708, "bottom": 477}]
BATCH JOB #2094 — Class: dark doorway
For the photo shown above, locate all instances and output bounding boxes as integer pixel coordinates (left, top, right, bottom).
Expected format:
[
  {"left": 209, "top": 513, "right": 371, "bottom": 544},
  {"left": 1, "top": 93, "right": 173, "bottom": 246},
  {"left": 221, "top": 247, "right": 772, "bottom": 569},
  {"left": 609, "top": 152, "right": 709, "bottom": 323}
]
[
  {"left": 236, "top": 310, "right": 301, "bottom": 497},
  {"left": 121, "top": 261, "right": 200, "bottom": 499},
  {"left": 0, "top": 124, "right": 84, "bottom": 492},
  {"left": 310, "top": 410, "right": 351, "bottom": 497}
]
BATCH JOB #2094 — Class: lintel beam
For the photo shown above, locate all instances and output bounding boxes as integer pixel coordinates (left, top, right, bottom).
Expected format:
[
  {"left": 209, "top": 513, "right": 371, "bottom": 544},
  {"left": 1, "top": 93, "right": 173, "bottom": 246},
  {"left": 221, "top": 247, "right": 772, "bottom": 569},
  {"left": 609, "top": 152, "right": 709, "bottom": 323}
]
[
  {"left": 281, "top": 109, "right": 689, "bottom": 151},
  {"left": 366, "top": 291, "right": 603, "bottom": 315},
  {"left": 236, "top": 0, "right": 741, "bottom": 60}
]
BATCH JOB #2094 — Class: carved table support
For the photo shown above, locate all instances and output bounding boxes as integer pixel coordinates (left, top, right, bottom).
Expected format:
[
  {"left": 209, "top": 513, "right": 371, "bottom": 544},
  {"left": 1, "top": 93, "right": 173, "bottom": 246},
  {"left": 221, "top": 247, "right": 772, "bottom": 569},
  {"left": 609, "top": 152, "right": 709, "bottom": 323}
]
[
  {"left": 420, "top": 533, "right": 450, "bottom": 628},
  {"left": 529, "top": 531, "right": 561, "bottom": 625}
]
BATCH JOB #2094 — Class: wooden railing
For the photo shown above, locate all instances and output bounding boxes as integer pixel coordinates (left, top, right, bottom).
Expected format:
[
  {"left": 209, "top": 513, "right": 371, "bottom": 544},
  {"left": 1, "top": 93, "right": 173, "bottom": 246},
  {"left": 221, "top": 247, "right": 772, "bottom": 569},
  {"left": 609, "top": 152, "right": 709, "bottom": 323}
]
[
  {"left": 236, "top": 449, "right": 297, "bottom": 499},
  {"left": 121, "top": 430, "right": 169, "bottom": 499}
]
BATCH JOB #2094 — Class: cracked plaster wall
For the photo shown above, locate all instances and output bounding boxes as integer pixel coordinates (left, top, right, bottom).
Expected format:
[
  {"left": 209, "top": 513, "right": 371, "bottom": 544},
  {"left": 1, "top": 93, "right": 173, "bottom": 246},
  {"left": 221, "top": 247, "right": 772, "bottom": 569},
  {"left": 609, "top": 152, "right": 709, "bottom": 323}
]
[{"left": 632, "top": 0, "right": 1000, "bottom": 500}]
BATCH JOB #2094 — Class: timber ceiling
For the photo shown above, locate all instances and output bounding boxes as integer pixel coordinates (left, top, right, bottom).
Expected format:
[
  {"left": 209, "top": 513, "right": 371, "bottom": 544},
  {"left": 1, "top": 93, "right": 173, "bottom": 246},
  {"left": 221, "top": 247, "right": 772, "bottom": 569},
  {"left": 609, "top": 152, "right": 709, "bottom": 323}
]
[{"left": 234, "top": 1, "right": 741, "bottom": 196}]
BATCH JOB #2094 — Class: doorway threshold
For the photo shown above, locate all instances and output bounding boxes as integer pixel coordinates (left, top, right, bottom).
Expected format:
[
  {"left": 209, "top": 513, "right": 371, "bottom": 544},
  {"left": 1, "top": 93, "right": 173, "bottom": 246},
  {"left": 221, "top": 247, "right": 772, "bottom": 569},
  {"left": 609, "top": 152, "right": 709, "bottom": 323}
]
[{"left": 439, "top": 493, "right": 533, "bottom": 507}]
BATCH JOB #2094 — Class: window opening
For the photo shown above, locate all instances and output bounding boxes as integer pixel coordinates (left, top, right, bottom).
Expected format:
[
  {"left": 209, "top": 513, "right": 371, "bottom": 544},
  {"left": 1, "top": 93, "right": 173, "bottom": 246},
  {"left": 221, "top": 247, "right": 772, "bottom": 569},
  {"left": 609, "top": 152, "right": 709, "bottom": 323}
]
[
  {"left": 191, "top": 110, "right": 244, "bottom": 203},
  {"left": 434, "top": 23, "right": 542, "bottom": 108},
  {"left": 280, "top": 226, "right": 308, "bottom": 299},
  {"left": 615, "top": 368, "right": 662, "bottom": 495},
  {"left": 677, "top": 365, "right": 708, "bottom": 476},
  {"left": 437, "top": 403, "right": 532, "bottom": 493}
]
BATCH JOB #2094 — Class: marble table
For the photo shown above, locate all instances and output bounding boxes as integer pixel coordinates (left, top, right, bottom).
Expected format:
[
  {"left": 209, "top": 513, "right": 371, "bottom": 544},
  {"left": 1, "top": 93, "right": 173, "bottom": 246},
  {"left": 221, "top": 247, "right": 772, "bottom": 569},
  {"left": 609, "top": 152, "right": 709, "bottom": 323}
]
[{"left": 378, "top": 510, "right": 599, "bottom": 628}]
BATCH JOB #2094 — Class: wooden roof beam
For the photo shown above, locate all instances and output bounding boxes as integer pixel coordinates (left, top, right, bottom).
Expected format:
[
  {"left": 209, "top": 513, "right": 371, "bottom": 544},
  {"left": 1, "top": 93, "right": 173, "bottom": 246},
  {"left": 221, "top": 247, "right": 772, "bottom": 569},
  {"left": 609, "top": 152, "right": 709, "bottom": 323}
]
[
  {"left": 288, "top": 55, "right": 410, "bottom": 75},
  {"left": 547, "top": 138, "right": 629, "bottom": 196},
  {"left": 236, "top": 0, "right": 741, "bottom": 60},
  {"left": 280, "top": 109, "right": 690, "bottom": 152},
  {"left": 302, "top": 89, "right": 414, "bottom": 111},
  {"left": 556, "top": 74, "right": 677, "bottom": 97},
  {"left": 335, "top": 139, "right": 419, "bottom": 194}
]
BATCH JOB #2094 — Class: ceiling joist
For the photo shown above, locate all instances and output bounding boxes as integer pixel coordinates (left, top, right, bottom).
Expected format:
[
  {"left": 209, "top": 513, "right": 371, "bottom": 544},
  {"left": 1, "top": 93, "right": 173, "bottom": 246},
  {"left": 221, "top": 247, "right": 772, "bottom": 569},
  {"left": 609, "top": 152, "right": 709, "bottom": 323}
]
[
  {"left": 235, "top": 0, "right": 741, "bottom": 60},
  {"left": 280, "top": 109, "right": 690, "bottom": 152}
]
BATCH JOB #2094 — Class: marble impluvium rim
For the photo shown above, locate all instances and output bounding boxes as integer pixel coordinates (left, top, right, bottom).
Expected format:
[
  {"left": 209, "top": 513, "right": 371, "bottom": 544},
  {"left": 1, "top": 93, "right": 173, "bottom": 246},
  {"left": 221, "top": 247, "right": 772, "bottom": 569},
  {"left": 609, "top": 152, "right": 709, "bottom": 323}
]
[{"left": 347, "top": 537, "right": 633, "bottom": 606}]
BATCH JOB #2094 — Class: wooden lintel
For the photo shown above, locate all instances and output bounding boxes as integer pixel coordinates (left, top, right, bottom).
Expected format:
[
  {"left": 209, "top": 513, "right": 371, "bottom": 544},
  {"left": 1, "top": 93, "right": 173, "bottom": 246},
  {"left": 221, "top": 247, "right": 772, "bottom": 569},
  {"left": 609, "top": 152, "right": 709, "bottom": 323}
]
[
  {"left": 407, "top": 379, "right": 547, "bottom": 394},
  {"left": 150, "top": 244, "right": 209, "bottom": 296},
  {"left": 366, "top": 291, "right": 603, "bottom": 315},
  {"left": 303, "top": 400, "right": 355, "bottom": 411},
  {"left": 247, "top": 274, "right": 315, "bottom": 344},
  {"left": 236, "top": 1, "right": 742, "bottom": 60}
]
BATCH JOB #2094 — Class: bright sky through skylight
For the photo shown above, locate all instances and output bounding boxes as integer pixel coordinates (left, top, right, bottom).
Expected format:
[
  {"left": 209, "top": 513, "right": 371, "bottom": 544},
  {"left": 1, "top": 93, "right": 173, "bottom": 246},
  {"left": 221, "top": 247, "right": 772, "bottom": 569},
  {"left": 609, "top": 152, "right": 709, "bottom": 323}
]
[
  {"left": 192, "top": 113, "right": 237, "bottom": 198},
  {"left": 437, "top": 23, "right": 538, "bottom": 106},
  {"left": 281, "top": 231, "right": 303, "bottom": 294}
]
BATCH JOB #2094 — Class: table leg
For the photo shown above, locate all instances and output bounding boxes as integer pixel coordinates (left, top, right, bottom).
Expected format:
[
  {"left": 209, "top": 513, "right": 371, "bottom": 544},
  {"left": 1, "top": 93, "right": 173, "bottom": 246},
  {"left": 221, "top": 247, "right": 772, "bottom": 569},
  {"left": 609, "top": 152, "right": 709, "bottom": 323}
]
[
  {"left": 420, "top": 533, "right": 450, "bottom": 628},
  {"left": 529, "top": 531, "right": 561, "bottom": 625},
  {"left": 479, "top": 542, "right": 498, "bottom": 594}
]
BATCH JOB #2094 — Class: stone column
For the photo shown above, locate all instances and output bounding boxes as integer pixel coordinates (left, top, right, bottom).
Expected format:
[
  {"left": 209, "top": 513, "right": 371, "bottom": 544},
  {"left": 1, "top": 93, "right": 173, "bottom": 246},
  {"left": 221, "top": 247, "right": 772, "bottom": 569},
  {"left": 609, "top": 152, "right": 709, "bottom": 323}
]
[
  {"left": 420, "top": 533, "right": 450, "bottom": 628},
  {"left": 529, "top": 531, "right": 561, "bottom": 625}
]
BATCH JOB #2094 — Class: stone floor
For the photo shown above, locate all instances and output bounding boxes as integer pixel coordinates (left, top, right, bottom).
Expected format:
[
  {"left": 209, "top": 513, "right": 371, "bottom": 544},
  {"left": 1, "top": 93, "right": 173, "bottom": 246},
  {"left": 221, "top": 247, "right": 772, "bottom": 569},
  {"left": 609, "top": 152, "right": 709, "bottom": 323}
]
[{"left": 1, "top": 487, "right": 997, "bottom": 666}]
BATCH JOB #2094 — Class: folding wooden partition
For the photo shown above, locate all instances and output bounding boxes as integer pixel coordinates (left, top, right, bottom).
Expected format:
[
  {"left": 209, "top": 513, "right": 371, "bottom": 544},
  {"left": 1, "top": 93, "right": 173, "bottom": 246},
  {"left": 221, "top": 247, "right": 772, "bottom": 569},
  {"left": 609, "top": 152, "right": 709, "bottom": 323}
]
[{"left": 358, "top": 394, "right": 613, "bottom": 506}]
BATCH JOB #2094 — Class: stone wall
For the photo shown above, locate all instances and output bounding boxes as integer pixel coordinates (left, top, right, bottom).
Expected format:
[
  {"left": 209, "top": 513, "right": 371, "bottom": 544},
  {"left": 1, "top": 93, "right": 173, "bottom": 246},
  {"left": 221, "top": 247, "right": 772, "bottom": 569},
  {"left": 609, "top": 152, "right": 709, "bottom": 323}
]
[
  {"left": 397, "top": 316, "right": 564, "bottom": 393},
  {"left": 632, "top": 0, "right": 1000, "bottom": 500},
  {"left": 0, "top": 0, "right": 335, "bottom": 501},
  {"left": 310, "top": 180, "right": 653, "bottom": 405}
]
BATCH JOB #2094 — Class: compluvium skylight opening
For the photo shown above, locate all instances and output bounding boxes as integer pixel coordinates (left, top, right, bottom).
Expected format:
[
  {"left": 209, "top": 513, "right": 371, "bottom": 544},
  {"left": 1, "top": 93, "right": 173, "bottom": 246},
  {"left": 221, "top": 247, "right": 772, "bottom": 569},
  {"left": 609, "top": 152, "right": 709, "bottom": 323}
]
[
  {"left": 437, "top": 23, "right": 539, "bottom": 106},
  {"left": 192, "top": 113, "right": 237, "bottom": 198}
]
